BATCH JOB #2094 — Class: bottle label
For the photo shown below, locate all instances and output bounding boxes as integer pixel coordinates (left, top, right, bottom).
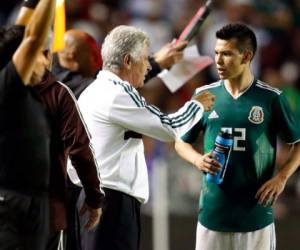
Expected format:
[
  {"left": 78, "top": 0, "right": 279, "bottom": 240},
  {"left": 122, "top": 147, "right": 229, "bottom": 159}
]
[
  {"left": 206, "top": 134, "right": 233, "bottom": 184},
  {"left": 214, "top": 143, "right": 232, "bottom": 180}
]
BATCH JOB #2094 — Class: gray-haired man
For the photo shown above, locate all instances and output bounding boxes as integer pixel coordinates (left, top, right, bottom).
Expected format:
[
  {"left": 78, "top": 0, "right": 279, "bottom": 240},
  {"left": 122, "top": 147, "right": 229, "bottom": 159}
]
[{"left": 78, "top": 25, "right": 215, "bottom": 250}]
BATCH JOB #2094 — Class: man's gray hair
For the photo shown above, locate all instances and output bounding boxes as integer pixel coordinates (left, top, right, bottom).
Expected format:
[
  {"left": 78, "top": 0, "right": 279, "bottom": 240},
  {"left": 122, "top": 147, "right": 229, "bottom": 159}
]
[{"left": 101, "top": 25, "right": 150, "bottom": 70}]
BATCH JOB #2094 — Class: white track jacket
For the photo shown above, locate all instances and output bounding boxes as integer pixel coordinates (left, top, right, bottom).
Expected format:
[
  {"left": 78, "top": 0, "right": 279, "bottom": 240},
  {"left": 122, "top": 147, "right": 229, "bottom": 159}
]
[{"left": 78, "top": 70, "right": 204, "bottom": 203}]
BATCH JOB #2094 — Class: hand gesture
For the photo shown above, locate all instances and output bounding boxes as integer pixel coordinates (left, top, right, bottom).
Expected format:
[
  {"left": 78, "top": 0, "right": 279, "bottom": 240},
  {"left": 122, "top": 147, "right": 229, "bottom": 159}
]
[
  {"left": 79, "top": 202, "right": 102, "bottom": 230},
  {"left": 194, "top": 91, "right": 215, "bottom": 112}
]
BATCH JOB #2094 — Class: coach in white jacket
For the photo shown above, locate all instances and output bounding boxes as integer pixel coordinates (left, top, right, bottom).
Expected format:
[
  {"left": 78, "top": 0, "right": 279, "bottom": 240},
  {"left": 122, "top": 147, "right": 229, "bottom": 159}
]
[{"left": 78, "top": 25, "right": 215, "bottom": 250}]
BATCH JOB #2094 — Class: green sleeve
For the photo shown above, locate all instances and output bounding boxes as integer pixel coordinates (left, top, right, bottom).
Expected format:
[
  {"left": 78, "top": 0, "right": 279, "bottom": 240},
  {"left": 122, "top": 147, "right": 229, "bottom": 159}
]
[{"left": 272, "top": 93, "right": 300, "bottom": 143}]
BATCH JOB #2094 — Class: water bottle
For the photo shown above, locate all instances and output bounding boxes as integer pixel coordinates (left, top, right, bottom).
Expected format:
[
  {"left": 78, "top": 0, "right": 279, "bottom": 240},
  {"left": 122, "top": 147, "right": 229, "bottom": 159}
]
[{"left": 206, "top": 128, "right": 233, "bottom": 184}]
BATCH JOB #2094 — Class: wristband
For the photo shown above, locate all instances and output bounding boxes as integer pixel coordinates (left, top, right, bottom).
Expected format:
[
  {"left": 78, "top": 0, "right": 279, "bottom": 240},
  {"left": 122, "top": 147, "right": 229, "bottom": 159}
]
[{"left": 22, "top": 0, "right": 40, "bottom": 9}]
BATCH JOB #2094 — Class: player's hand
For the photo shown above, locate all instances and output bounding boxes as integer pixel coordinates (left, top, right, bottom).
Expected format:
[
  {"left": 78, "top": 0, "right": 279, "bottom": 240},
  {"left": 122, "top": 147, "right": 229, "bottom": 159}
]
[
  {"left": 79, "top": 202, "right": 102, "bottom": 230},
  {"left": 154, "top": 40, "right": 188, "bottom": 69},
  {"left": 255, "top": 174, "right": 287, "bottom": 207},
  {"left": 194, "top": 151, "right": 222, "bottom": 175},
  {"left": 194, "top": 91, "right": 215, "bottom": 112}
]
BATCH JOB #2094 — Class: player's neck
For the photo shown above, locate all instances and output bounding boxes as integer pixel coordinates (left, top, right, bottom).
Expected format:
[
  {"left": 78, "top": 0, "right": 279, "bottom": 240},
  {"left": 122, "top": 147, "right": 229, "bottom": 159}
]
[{"left": 225, "top": 69, "right": 253, "bottom": 98}]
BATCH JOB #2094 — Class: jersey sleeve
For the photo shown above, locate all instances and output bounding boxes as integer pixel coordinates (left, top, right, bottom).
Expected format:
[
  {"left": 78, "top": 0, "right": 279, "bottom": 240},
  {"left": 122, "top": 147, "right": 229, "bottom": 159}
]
[
  {"left": 109, "top": 85, "right": 204, "bottom": 142},
  {"left": 272, "top": 93, "right": 300, "bottom": 144}
]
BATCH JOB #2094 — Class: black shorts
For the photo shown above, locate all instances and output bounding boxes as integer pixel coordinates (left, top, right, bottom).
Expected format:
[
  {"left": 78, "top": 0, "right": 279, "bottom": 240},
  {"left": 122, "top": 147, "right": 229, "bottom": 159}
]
[
  {"left": 80, "top": 188, "right": 141, "bottom": 250},
  {"left": 0, "top": 189, "right": 49, "bottom": 250}
]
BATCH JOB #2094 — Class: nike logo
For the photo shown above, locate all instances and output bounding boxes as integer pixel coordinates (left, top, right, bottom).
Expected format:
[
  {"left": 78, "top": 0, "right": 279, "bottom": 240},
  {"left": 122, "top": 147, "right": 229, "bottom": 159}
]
[{"left": 208, "top": 110, "right": 219, "bottom": 119}]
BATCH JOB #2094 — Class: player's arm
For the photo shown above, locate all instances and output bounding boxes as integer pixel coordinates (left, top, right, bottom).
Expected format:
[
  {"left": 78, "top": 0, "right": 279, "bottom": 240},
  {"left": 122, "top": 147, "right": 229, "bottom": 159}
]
[
  {"left": 256, "top": 93, "right": 300, "bottom": 206},
  {"left": 256, "top": 141, "right": 300, "bottom": 206},
  {"left": 15, "top": 0, "right": 40, "bottom": 26},
  {"left": 175, "top": 139, "right": 221, "bottom": 174},
  {"left": 13, "top": 0, "right": 55, "bottom": 85}
]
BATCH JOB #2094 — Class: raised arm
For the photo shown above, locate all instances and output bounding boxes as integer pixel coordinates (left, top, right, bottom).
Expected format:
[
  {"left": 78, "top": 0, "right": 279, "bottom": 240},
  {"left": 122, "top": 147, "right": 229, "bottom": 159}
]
[
  {"left": 145, "top": 40, "right": 188, "bottom": 82},
  {"left": 15, "top": 0, "right": 40, "bottom": 26},
  {"left": 13, "top": 0, "right": 55, "bottom": 85}
]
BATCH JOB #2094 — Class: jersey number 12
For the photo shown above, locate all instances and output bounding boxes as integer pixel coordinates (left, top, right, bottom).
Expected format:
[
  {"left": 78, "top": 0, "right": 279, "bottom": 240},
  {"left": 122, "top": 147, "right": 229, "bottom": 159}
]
[{"left": 222, "top": 127, "right": 246, "bottom": 151}]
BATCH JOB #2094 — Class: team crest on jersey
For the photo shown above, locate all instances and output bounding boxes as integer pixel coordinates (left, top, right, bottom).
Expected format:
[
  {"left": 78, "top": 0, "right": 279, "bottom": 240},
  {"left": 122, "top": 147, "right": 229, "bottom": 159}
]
[{"left": 248, "top": 106, "right": 264, "bottom": 124}]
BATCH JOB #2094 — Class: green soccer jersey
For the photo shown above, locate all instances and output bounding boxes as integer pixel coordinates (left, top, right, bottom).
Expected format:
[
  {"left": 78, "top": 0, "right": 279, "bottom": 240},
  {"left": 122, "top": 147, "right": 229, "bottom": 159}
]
[{"left": 182, "top": 79, "right": 300, "bottom": 232}]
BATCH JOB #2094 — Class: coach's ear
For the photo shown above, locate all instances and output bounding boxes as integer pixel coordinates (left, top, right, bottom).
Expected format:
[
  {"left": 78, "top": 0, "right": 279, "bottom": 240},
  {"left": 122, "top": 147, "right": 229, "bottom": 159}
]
[
  {"left": 242, "top": 50, "right": 254, "bottom": 64},
  {"left": 123, "top": 54, "right": 131, "bottom": 69}
]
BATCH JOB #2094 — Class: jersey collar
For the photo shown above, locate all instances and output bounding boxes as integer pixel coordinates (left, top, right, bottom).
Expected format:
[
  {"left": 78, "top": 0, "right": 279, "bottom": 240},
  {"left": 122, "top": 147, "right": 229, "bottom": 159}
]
[
  {"left": 97, "top": 70, "right": 132, "bottom": 87},
  {"left": 223, "top": 77, "right": 255, "bottom": 100}
]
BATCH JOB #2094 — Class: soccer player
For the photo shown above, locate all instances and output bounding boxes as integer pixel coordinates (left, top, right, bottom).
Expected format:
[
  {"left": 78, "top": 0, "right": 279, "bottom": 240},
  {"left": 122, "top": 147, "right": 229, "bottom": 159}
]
[
  {"left": 77, "top": 25, "right": 215, "bottom": 250},
  {"left": 175, "top": 23, "right": 300, "bottom": 250}
]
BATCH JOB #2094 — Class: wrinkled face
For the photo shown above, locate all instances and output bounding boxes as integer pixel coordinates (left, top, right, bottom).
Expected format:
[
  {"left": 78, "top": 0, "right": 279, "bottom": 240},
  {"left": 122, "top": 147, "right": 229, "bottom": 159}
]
[
  {"left": 215, "top": 38, "right": 246, "bottom": 80},
  {"left": 30, "top": 50, "right": 52, "bottom": 83},
  {"left": 129, "top": 45, "right": 151, "bottom": 88}
]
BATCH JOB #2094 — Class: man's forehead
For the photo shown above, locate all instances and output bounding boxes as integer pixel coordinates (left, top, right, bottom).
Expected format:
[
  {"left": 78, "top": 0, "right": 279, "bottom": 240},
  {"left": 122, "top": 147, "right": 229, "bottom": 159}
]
[{"left": 215, "top": 38, "right": 239, "bottom": 51}]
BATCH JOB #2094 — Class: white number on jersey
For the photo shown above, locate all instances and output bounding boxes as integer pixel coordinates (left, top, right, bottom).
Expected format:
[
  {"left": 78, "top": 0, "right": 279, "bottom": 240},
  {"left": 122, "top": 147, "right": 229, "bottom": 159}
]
[
  {"left": 233, "top": 128, "right": 246, "bottom": 151},
  {"left": 221, "top": 127, "right": 246, "bottom": 151}
]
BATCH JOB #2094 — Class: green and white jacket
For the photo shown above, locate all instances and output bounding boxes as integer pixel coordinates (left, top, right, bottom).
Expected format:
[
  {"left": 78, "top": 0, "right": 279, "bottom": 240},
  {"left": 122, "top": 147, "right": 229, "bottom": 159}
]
[{"left": 77, "top": 70, "right": 205, "bottom": 203}]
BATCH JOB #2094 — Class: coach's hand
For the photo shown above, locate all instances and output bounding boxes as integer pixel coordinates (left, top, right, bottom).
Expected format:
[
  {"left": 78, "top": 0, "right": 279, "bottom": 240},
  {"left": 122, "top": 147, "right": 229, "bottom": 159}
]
[
  {"left": 194, "top": 91, "right": 215, "bottom": 112},
  {"left": 79, "top": 203, "right": 102, "bottom": 230},
  {"left": 194, "top": 151, "right": 222, "bottom": 175},
  {"left": 255, "top": 174, "right": 287, "bottom": 207}
]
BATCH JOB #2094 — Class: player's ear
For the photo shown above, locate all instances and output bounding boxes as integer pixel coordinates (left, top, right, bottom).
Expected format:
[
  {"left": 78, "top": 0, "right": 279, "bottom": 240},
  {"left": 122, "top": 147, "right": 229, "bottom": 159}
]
[{"left": 242, "top": 50, "right": 253, "bottom": 64}]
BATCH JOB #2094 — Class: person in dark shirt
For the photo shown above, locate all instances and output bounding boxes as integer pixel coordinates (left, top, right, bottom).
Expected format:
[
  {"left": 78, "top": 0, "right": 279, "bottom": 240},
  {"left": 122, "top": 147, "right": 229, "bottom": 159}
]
[
  {"left": 14, "top": 2, "right": 104, "bottom": 250},
  {"left": 0, "top": 0, "right": 55, "bottom": 249},
  {"left": 33, "top": 65, "right": 104, "bottom": 250},
  {"left": 52, "top": 29, "right": 102, "bottom": 98}
]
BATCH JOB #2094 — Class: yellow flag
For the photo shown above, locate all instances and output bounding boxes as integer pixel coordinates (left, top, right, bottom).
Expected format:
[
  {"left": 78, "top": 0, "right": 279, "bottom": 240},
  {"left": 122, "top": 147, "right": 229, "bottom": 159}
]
[{"left": 52, "top": 0, "right": 66, "bottom": 52}]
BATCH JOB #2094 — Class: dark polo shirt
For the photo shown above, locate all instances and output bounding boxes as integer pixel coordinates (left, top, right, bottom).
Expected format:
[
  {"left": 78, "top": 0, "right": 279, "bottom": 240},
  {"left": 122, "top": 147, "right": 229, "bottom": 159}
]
[{"left": 0, "top": 62, "right": 51, "bottom": 195}]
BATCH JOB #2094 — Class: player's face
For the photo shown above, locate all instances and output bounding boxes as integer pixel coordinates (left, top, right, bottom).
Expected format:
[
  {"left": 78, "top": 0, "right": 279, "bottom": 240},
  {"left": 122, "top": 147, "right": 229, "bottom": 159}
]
[
  {"left": 215, "top": 38, "right": 246, "bottom": 80},
  {"left": 129, "top": 44, "right": 151, "bottom": 88}
]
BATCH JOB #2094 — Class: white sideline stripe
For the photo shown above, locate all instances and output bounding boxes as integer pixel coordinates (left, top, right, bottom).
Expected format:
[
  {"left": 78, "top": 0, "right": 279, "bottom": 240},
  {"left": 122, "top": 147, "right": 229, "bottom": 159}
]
[{"left": 58, "top": 230, "right": 64, "bottom": 250}]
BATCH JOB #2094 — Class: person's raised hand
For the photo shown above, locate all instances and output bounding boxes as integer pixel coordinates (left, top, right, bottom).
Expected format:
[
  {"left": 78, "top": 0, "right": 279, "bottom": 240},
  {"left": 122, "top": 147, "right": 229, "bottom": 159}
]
[{"left": 154, "top": 40, "right": 188, "bottom": 69}]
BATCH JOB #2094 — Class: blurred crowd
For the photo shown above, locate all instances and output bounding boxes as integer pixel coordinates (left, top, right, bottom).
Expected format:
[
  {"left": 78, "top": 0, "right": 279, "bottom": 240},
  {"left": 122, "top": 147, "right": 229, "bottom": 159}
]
[{"left": 1, "top": 0, "right": 300, "bottom": 220}]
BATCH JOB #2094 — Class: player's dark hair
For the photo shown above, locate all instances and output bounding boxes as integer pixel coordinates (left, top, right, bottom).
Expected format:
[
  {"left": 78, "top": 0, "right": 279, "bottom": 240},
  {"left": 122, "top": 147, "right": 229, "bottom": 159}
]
[
  {"left": 0, "top": 25, "right": 25, "bottom": 70},
  {"left": 216, "top": 23, "right": 257, "bottom": 58}
]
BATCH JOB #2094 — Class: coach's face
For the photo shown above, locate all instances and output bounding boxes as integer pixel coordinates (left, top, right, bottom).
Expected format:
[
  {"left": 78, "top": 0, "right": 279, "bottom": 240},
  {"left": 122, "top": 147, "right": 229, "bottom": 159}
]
[
  {"left": 215, "top": 38, "right": 247, "bottom": 81},
  {"left": 128, "top": 44, "right": 151, "bottom": 88}
]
